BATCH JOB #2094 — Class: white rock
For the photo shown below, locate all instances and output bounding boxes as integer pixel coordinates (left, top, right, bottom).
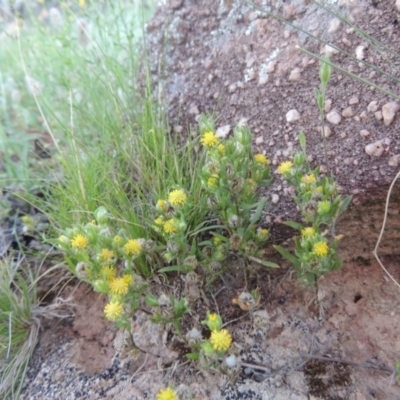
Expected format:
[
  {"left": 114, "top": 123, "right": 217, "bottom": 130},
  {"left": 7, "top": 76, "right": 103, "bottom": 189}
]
[
  {"left": 342, "top": 107, "right": 354, "bottom": 118},
  {"left": 286, "top": 109, "right": 301, "bottom": 123},
  {"left": 382, "top": 102, "right": 400, "bottom": 126},
  {"left": 367, "top": 101, "right": 378, "bottom": 112},
  {"left": 255, "top": 136, "right": 264, "bottom": 145},
  {"left": 349, "top": 96, "right": 359, "bottom": 105},
  {"left": 360, "top": 129, "right": 370, "bottom": 137},
  {"left": 365, "top": 141, "right": 384, "bottom": 157},
  {"left": 324, "top": 99, "right": 332, "bottom": 113},
  {"left": 375, "top": 111, "right": 383, "bottom": 120},
  {"left": 355, "top": 45, "right": 365, "bottom": 60},
  {"left": 318, "top": 126, "right": 332, "bottom": 138},
  {"left": 389, "top": 154, "right": 400, "bottom": 167},
  {"left": 289, "top": 67, "right": 301, "bottom": 82},
  {"left": 216, "top": 125, "right": 231, "bottom": 138},
  {"left": 327, "top": 110, "right": 342, "bottom": 125},
  {"left": 272, "top": 194, "right": 280, "bottom": 204},
  {"left": 324, "top": 44, "right": 339, "bottom": 56},
  {"left": 340, "top": 132, "right": 347, "bottom": 138},
  {"left": 258, "top": 73, "right": 269, "bottom": 85},
  {"left": 360, "top": 111, "right": 368, "bottom": 121},
  {"left": 342, "top": 37, "right": 351, "bottom": 47},
  {"left": 328, "top": 18, "right": 341, "bottom": 33},
  {"left": 397, "top": 0, "right": 400, "bottom": 12}
]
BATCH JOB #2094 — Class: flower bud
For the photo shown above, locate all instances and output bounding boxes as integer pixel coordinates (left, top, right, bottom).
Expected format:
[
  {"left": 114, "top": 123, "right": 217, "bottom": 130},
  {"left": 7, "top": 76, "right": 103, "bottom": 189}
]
[
  {"left": 202, "top": 311, "right": 222, "bottom": 331},
  {"left": 293, "top": 152, "right": 306, "bottom": 167},
  {"left": 93, "top": 279, "right": 109, "bottom": 293},
  {"left": 94, "top": 206, "right": 108, "bottom": 225}
]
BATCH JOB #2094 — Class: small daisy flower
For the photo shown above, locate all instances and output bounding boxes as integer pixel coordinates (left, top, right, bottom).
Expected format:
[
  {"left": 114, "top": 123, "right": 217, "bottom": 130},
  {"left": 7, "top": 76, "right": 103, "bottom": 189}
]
[
  {"left": 257, "top": 228, "right": 269, "bottom": 240},
  {"left": 124, "top": 239, "right": 142, "bottom": 256},
  {"left": 100, "top": 266, "right": 117, "bottom": 282},
  {"left": 157, "top": 199, "right": 167, "bottom": 211},
  {"left": 317, "top": 200, "right": 331, "bottom": 214},
  {"left": 113, "top": 236, "right": 122, "bottom": 244},
  {"left": 104, "top": 301, "right": 123, "bottom": 320},
  {"left": 122, "top": 274, "right": 133, "bottom": 285},
  {"left": 168, "top": 189, "right": 187, "bottom": 206},
  {"left": 210, "top": 329, "right": 232, "bottom": 352},
  {"left": 217, "top": 143, "right": 225, "bottom": 154},
  {"left": 254, "top": 154, "right": 269, "bottom": 165},
  {"left": 99, "top": 248, "right": 114, "bottom": 263},
  {"left": 277, "top": 161, "right": 293, "bottom": 175},
  {"left": 154, "top": 217, "right": 164, "bottom": 226},
  {"left": 109, "top": 277, "right": 129, "bottom": 295},
  {"left": 204, "top": 312, "right": 222, "bottom": 331},
  {"left": 301, "top": 227, "right": 315, "bottom": 237},
  {"left": 201, "top": 131, "right": 219, "bottom": 147},
  {"left": 207, "top": 174, "right": 219, "bottom": 188},
  {"left": 163, "top": 219, "right": 178, "bottom": 234},
  {"left": 313, "top": 241, "right": 329, "bottom": 257},
  {"left": 156, "top": 387, "right": 177, "bottom": 400},
  {"left": 301, "top": 174, "right": 316, "bottom": 184},
  {"left": 71, "top": 234, "right": 88, "bottom": 249}
]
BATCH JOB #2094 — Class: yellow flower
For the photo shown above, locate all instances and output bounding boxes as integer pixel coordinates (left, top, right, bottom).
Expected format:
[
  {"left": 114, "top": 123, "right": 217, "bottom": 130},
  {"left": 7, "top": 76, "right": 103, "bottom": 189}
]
[
  {"left": 213, "top": 237, "right": 222, "bottom": 245},
  {"left": 254, "top": 154, "right": 269, "bottom": 165},
  {"left": 79, "top": 0, "right": 86, "bottom": 7},
  {"left": 210, "top": 329, "right": 232, "bottom": 352},
  {"left": 301, "top": 174, "right": 316, "bottom": 184},
  {"left": 217, "top": 143, "right": 225, "bottom": 154},
  {"left": 154, "top": 217, "right": 164, "bottom": 226},
  {"left": 164, "top": 219, "right": 177, "bottom": 234},
  {"left": 157, "top": 199, "right": 167, "bottom": 211},
  {"left": 318, "top": 201, "right": 331, "bottom": 214},
  {"left": 207, "top": 175, "right": 219, "bottom": 187},
  {"left": 208, "top": 313, "right": 218, "bottom": 322},
  {"left": 257, "top": 228, "right": 269, "bottom": 239},
  {"left": 301, "top": 227, "right": 315, "bottom": 237},
  {"left": 109, "top": 277, "right": 129, "bottom": 295},
  {"left": 313, "top": 241, "right": 329, "bottom": 257},
  {"left": 122, "top": 274, "right": 133, "bottom": 285},
  {"left": 277, "top": 161, "right": 293, "bottom": 174},
  {"left": 200, "top": 131, "right": 219, "bottom": 147},
  {"left": 124, "top": 239, "right": 142, "bottom": 256},
  {"left": 113, "top": 236, "right": 122, "bottom": 244},
  {"left": 104, "top": 301, "right": 123, "bottom": 320},
  {"left": 71, "top": 234, "right": 88, "bottom": 249},
  {"left": 100, "top": 266, "right": 116, "bottom": 282},
  {"left": 156, "top": 387, "right": 177, "bottom": 400},
  {"left": 168, "top": 189, "right": 187, "bottom": 206},
  {"left": 99, "top": 248, "right": 114, "bottom": 262}
]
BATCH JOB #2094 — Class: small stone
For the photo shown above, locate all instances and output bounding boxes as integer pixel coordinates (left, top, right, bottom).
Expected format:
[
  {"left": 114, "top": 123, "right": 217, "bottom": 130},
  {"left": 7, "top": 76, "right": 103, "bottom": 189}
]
[
  {"left": 258, "top": 73, "right": 269, "bottom": 85},
  {"left": 269, "top": 139, "right": 275, "bottom": 146},
  {"left": 324, "top": 44, "right": 339, "bottom": 56},
  {"left": 355, "top": 45, "right": 365, "bottom": 60},
  {"left": 255, "top": 136, "right": 264, "bottom": 145},
  {"left": 289, "top": 67, "right": 301, "bottom": 82},
  {"left": 340, "top": 132, "right": 347, "bottom": 138},
  {"left": 228, "top": 83, "right": 236, "bottom": 93},
  {"left": 365, "top": 140, "right": 384, "bottom": 157},
  {"left": 204, "top": 58, "right": 212, "bottom": 69},
  {"left": 389, "top": 155, "right": 400, "bottom": 167},
  {"left": 360, "top": 129, "right": 370, "bottom": 137},
  {"left": 267, "top": 61, "right": 277, "bottom": 73},
  {"left": 375, "top": 111, "right": 383, "bottom": 120},
  {"left": 272, "top": 194, "right": 280, "bottom": 204},
  {"left": 397, "top": 0, "right": 400, "bottom": 12},
  {"left": 342, "top": 37, "right": 351, "bottom": 47},
  {"left": 367, "top": 100, "right": 378, "bottom": 112},
  {"left": 342, "top": 107, "right": 354, "bottom": 117},
  {"left": 324, "top": 99, "right": 332, "bottom": 113},
  {"left": 216, "top": 125, "right": 231, "bottom": 138},
  {"left": 382, "top": 102, "right": 400, "bottom": 126},
  {"left": 328, "top": 18, "right": 341, "bottom": 33},
  {"left": 188, "top": 105, "right": 199, "bottom": 115},
  {"left": 318, "top": 126, "right": 332, "bottom": 138},
  {"left": 360, "top": 111, "right": 368, "bottom": 121},
  {"left": 349, "top": 96, "right": 359, "bottom": 105},
  {"left": 286, "top": 109, "right": 301, "bottom": 123},
  {"left": 327, "top": 110, "right": 342, "bottom": 124}
]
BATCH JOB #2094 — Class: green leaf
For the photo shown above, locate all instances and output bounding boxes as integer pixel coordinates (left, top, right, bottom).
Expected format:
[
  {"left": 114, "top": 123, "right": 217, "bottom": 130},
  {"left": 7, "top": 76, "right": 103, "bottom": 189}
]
[
  {"left": 274, "top": 245, "right": 301, "bottom": 268},
  {"left": 190, "top": 224, "right": 226, "bottom": 236},
  {"left": 250, "top": 197, "right": 267, "bottom": 225},
  {"left": 283, "top": 221, "right": 303, "bottom": 231},
  {"left": 158, "top": 265, "right": 186, "bottom": 273},
  {"left": 248, "top": 256, "right": 280, "bottom": 268},
  {"left": 186, "top": 353, "right": 200, "bottom": 360},
  {"left": 338, "top": 195, "right": 352, "bottom": 215},
  {"left": 299, "top": 132, "right": 306, "bottom": 153}
]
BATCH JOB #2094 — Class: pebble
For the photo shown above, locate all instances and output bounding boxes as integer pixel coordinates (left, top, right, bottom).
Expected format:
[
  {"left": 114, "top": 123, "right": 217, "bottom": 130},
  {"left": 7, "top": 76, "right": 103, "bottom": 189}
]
[
  {"left": 326, "top": 110, "right": 342, "bottom": 124},
  {"left": 340, "top": 132, "right": 347, "bottom": 138},
  {"left": 360, "top": 129, "right": 370, "bottom": 137},
  {"left": 389, "top": 154, "right": 400, "bottom": 167},
  {"left": 365, "top": 140, "right": 384, "bottom": 157},
  {"left": 255, "top": 136, "right": 264, "bottom": 145},
  {"left": 216, "top": 125, "right": 231, "bottom": 138},
  {"left": 342, "top": 37, "right": 351, "bottom": 47},
  {"left": 289, "top": 68, "right": 301, "bottom": 82},
  {"left": 342, "top": 107, "right": 354, "bottom": 117},
  {"left": 324, "top": 44, "right": 339, "bottom": 56},
  {"left": 367, "top": 101, "right": 378, "bottom": 112},
  {"left": 355, "top": 45, "right": 365, "bottom": 60},
  {"left": 324, "top": 99, "right": 332, "bottom": 113},
  {"left": 349, "top": 96, "right": 359, "bottom": 105},
  {"left": 328, "top": 18, "right": 341, "bottom": 33},
  {"left": 397, "top": 0, "right": 400, "bottom": 12},
  {"left": 382, "top": 101, "right": 400, "bottom": 126},
  {"left": 375, "top": 111, "right": 383, "bottom": 120},
  {"left": 360, "top": 111, "right": 368, "bottom": 121},
  {"left": 272, "top": 194, "right": 280, "bottom": 204},
  {"left": 286, "top": 109, "right": 301, "bottom": 123},
  {"left": 318, "top": 126, "right": 332, "bottom": 137},
  {"left": 188, "top": 105, "right": 199, "bottom": 115}
]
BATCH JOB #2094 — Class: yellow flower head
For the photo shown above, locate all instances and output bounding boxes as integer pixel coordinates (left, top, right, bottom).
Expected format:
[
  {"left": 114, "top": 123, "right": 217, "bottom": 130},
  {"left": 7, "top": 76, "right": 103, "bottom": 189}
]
[
  {"left": 71, "top": 234, "right": 88, "bottom": 249},
  {"left": 154, "top": 217, "right": 164, "bottom": 226},
  {"left": 277, "top": 161, "right": 293, "bottom": 174},
  {"left": 301, "top": 227, "right": 315, "bottom": 237},
  {"left": 122, "top": 274, "right": 133, "bottom": 285},
  {"left": 21, "top": 215, "right": 34, "bottom": 226},
  {"left": 254, "top": 154, "right": 269, "bottom": 165},
  {"left": 168, "top": 189, "right": 187, "bottom": 206},
  {"left": 157, "top": 199, "right": 167, "bottom": 211},
  {"left": 210, "top": 329, "right": 232, "bottom": 352},
  {"left": 217, "top": 143, "right": 225, "bottom": 154},
  {"left": 124, "top": 239, "right": 142, "bottom": 256},
  {"left": 156, "top": 387, "right": 177, "bottom": 400},
  {"left": 313, "top": 241, "right": 329, "bottom": 257},
  {"left": 104, "top": 301, "right": 123, "bottom": 320},
  {"left": 99, "top": 248, "right": 114, "bottom": 262},
  {"left": 301, "top": 174, "right": 316, "bottom": 184},
  {"left": 100, "top": 266, "right": 117, "bottom": 282},
  {"left": 109, "top": 277, "right": 129, "bottom": 295},
  {"left": 207, "top": 174, "right": 219, "bottom": 187},
  {"left": 257, "top": 228, "right": 269, "bottom": 239},
  {"left": 208, "top": 313, "right": 218, "bottom": 322},
  {"left": 213, "top": 237, "right": 222, "bottom": 245},
  {"left": 318, "top": 200, "right": 331, "bottom": 214},
  {"left": 201, "top": 131, "right": 219, "bottom": 147},
  {"left": 163, "top": 219, "right": 178, "bottom": 234},
  {"left": 113, "top": 236, "right": 122, "bottom": 244}
]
